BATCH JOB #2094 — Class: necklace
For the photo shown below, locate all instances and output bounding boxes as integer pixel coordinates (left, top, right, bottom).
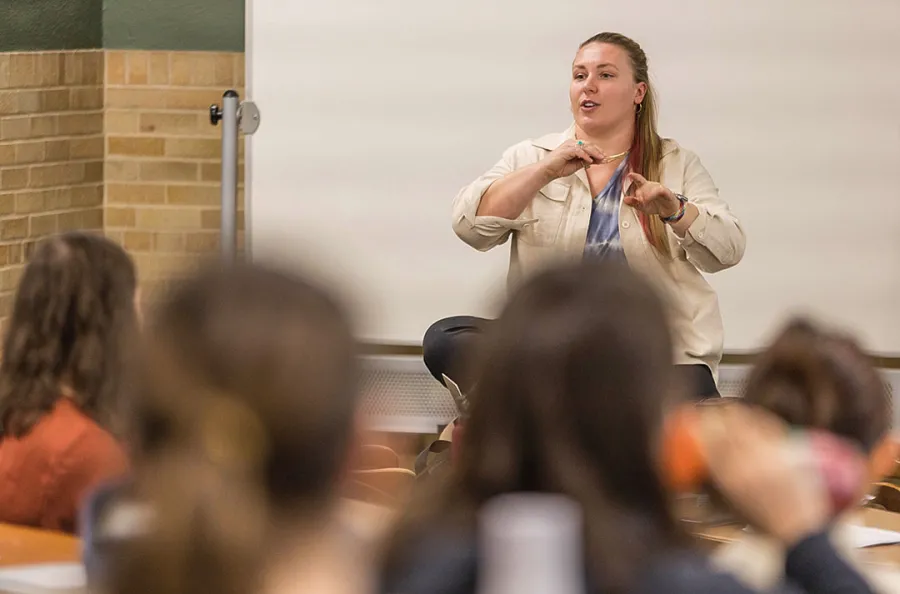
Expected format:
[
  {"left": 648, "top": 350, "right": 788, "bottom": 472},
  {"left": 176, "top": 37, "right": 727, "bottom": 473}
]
[
  {"left": 600, "top": 150, "right": 628, "bottom": 164},
  {"left": 575, "top": 140, "right": 628, "bottom": 164}
]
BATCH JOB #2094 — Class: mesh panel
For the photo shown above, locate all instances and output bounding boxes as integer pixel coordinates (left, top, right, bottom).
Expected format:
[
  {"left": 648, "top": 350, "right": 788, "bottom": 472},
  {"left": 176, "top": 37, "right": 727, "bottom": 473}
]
[
  {"left": 357, "top": 359, "right": 900, "bottom": 433},
  {"left": 359, "top": 356, "right": 458, "bottom": 433}
]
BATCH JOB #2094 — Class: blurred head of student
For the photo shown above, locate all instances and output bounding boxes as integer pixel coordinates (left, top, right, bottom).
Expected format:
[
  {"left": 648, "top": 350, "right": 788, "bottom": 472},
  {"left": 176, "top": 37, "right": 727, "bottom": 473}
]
[
  {"left": 114, "top": 262, "right": 358, "bottom": 594},
  {"left": 386, "top": 259, "right": 684, "bottom": 592},
  {"left": 0, "top": 232, "right": 138, "bottom": 436},
  {"left": 743, "top": 319, "right": 894, "bottom": 482}
]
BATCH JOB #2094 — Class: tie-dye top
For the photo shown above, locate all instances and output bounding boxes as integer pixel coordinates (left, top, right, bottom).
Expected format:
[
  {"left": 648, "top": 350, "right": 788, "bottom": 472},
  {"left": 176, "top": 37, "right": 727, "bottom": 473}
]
[{"left": 584, "top": 157, "right": 629, "bottom": 260}]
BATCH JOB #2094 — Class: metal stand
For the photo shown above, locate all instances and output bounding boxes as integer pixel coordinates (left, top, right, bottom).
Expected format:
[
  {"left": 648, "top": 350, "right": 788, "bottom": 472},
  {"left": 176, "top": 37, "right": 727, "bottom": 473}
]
[{"left": 210, "top": 90, "right": 261, "bottom": 263}]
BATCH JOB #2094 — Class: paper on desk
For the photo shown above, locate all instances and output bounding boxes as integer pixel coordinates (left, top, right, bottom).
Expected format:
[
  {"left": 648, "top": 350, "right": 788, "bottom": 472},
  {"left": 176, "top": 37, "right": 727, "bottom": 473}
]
[
  {"left": 0, "top": 563, "right": 85, "bottom": 593},
  {"left": 845, "top": 524, "right": 900, "bottom": 549},
  {"left": 740, "top": 524, "right": 900, "bottom": 549}
]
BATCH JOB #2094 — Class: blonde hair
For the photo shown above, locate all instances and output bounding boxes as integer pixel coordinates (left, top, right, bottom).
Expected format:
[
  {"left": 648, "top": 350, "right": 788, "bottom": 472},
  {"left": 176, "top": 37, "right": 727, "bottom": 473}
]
[{"left": 580, "top": 32, "right": 670, "bottom": 256}]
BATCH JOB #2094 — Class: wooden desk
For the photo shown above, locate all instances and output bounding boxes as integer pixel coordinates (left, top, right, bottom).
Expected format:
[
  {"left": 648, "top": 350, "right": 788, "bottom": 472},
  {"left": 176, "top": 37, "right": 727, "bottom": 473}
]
[
  {"left": 690, "top": 508, "right": 900, "bottom": 567},
  {"left": 0, "top": 524, "right": 80, "bottom": 567}
]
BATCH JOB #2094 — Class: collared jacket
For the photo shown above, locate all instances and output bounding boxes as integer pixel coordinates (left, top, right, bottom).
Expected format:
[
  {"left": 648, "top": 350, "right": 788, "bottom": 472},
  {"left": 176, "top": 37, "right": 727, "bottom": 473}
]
[{"left": 452, "top": 125, "right": 746, "bottom": 377}]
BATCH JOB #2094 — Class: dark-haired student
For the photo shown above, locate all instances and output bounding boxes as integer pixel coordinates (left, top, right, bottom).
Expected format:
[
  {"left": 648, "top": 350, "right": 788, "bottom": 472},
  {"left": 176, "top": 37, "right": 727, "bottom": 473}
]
[
  {"left": 102, "top": 263, "right": 371, "bottom": 594},
  {"left": 0, "top": 232, "right": 138, "bottom": 533},
  {"left": 381, "top": 259, "right": 878, "bottom": 594},
  {"left": 714, "top": 320, "right": 899, "bottom": 592}
]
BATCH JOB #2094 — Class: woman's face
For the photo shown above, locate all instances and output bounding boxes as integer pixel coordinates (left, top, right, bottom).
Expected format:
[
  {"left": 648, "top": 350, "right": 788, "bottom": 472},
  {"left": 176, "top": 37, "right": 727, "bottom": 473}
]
[{"left": 570, "top": 42, "right": 646, "bottom": 135}]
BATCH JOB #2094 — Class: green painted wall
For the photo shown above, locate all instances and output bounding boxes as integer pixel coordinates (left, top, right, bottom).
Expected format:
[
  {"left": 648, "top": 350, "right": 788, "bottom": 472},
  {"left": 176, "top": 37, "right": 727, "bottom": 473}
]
[
  {"left": 0, "top": 0, "right": 102, "bottom": 51},
  {"left": 0, "top": 0, "right": 243, "bottom": 54},
  {"left": 102, "top": 0, "right": 245, "bottom": 52}
]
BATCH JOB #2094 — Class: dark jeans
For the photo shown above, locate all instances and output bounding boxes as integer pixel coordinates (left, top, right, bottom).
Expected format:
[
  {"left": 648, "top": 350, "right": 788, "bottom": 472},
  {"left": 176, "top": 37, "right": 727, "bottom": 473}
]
[{"left": 423, "top": 315, "right": 720, "bottom": 400}]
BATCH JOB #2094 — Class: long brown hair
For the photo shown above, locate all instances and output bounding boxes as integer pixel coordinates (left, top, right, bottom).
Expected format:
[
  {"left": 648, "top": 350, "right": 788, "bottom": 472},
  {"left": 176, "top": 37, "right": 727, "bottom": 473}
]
[
  {"left": 0, "top": 232, "right": 137, "bottom": 437},
  {"left": 580, "top": 32, "right": 669, "bottom": 256},
  {"left": 113, "top": 262, "right": 359, "bottom": 594},
  {"left": 384, "top": 259, "right": 684, "bottom": 593},
  {"left": 743, "top": 319, "right": 890, "bottom": 452}
]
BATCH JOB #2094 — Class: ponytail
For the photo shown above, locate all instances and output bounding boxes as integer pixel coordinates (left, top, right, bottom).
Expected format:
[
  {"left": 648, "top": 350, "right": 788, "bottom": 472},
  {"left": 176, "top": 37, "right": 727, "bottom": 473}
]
[
  {"left": 582, "top": 32, "right": 670, "bottom": 257},
  {"left": 112, "top": 396, "right": 271, "bottom": 594}
]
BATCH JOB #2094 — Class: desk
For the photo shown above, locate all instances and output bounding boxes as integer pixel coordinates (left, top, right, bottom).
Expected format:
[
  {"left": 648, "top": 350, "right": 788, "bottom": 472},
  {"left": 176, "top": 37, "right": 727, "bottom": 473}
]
[
  {"left": 690, "top": 508, "right": 900, "bottom": 567},
  {"left": 0, "top": 524, "right": 80, "bottom": 567}
]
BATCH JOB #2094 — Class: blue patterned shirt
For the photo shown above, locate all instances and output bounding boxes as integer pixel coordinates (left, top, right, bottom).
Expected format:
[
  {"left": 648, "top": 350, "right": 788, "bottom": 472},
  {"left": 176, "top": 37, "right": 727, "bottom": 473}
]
[{"left": 584, "top": 158, "right": 629, "bottom": 259}]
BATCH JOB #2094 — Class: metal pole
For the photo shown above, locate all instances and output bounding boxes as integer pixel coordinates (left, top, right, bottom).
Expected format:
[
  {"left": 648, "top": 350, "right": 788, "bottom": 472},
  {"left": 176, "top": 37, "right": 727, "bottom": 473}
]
[{"left": 219, "top": 90, "right": 240, "bottom": 264}]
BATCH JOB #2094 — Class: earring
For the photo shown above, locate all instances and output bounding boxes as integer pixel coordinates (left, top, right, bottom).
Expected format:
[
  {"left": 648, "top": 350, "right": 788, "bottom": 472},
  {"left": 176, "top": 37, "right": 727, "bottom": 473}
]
[{"left": 635, "top": 103, "right": 644, "bottom": 115}]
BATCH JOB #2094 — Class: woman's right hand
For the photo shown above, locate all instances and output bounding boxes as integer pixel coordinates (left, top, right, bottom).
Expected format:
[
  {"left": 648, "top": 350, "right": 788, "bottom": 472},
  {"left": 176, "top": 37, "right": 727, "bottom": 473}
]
[
  {"left": 703, "top": 405, "right": 831, "bottom": 547},
  {"left": 540, "top": 140, "right": 606, "bottom": 180}
]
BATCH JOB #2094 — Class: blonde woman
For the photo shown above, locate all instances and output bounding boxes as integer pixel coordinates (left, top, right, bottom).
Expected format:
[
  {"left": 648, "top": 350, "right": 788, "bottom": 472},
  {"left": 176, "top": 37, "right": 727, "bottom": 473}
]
[{"left": 425, "top": 32, "right": 745, "bottom": 400}]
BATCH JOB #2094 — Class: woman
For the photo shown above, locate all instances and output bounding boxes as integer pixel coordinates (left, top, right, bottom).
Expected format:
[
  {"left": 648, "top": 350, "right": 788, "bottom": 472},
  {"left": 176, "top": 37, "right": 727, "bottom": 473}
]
[
  {"left": 713, "top": 320, "right": 899, "bottom": 592},
  {"left": 102, "top": 263, "right": 370, "bottom": 594},
  {"left": 426, "top": 32, "right": 745, "bottom": 399},
  {"left": 382, "top": 260, "right": 874, "bottom": 594},
  {"left": 0, "top": 232, "right": 137, "bottom": 533}
]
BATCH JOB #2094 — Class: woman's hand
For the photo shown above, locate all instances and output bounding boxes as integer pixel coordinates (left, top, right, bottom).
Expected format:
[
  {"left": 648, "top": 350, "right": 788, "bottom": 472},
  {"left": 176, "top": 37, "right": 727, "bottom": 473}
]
[
  {"left": 703, "top": 405, "right": 831, "bottom": 547},
  {"left": 540, "top": 140, "right": 606, "bottom": 181},
  {"left": 624, "top": 173, "right": 681, "bottom": 218}
]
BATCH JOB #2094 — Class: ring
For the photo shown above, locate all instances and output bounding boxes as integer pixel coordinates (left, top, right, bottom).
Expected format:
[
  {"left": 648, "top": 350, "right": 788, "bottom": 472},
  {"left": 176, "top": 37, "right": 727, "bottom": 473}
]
[{"left": 576, "top": 140, "right": 584, "bottom": 146}]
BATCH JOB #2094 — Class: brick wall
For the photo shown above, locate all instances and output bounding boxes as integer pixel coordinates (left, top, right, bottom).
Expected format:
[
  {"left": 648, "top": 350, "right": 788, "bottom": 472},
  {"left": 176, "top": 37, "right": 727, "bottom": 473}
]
[
  {"left": 103, "top": 50, "right": 244, "bottom": 301},
  {"left": 0, "top": 51, "right": 105, "bottom": 335}
]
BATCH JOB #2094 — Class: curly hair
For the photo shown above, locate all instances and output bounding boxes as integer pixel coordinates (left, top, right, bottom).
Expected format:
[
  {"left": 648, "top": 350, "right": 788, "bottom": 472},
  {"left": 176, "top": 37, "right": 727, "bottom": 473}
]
[{"left": 0, "top": 232, "right": 138, "bottom": 438}]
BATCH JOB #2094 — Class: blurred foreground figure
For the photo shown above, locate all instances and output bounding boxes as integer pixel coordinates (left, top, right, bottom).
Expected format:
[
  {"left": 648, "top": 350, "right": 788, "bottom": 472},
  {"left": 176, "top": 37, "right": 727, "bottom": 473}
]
[
  {"left": 0, "top": 232, "right": 137, "bottom": 533},
  {"left": 381, "top": 259, "right": 878, "bottom": 594},
  {"left": 104, "top": 262, "right": 371, "bottom": 594},
  {"left": 714, "top": 320, "right": 898, "bottom": 592}
]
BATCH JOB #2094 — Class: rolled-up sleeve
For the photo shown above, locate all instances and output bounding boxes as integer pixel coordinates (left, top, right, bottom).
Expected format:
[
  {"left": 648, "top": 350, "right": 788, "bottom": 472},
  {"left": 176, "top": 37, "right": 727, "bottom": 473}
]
[
  {"left": 451, "top": 145, "right": 537, "bottom": 252},
  {"left": 676, "top": 152, "right": 746, "bottom": 273}
]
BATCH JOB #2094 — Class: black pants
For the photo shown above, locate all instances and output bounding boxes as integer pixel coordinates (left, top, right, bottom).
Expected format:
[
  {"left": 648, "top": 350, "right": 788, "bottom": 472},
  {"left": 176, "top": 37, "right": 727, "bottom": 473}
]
[{"left": 423, "top": 316, "right": 720, "bottom": 400}]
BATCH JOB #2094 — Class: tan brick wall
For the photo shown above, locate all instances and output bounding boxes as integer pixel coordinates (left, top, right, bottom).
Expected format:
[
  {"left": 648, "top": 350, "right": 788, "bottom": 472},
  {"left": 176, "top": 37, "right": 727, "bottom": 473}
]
[
  {"left": 0, "top": 51, "right": 105, "bottom": 335},
  {"left": 104, "top": 50, "right": 245, "bottom": 302}
]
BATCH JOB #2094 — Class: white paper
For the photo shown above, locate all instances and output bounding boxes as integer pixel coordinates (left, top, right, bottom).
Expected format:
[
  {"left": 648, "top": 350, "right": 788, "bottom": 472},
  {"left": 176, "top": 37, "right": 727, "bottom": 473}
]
[
  {"left": 0, "top": 563, "right": 85, "bottom": 593},
  {"left": 845, "top": 525, "right": 900, "bottom": 549}
]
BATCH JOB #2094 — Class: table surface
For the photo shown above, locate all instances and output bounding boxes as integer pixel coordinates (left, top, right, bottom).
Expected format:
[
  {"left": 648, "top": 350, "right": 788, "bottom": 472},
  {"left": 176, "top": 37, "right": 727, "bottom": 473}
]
[
  {"left": 0, "top": 523, "right": 80, "bottom": 568},
  {"left": 689, "top": 507, "right": 900, "bottom": 567},
  {"left": 4, "top": 505, "right": 900, "bottom": 571}
]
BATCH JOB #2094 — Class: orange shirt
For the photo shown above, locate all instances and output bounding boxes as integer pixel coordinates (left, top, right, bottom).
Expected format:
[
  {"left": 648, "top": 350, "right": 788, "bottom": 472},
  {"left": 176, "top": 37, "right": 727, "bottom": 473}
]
[{"left": 0, "top": 399, "right": 129, "bottom": 534}]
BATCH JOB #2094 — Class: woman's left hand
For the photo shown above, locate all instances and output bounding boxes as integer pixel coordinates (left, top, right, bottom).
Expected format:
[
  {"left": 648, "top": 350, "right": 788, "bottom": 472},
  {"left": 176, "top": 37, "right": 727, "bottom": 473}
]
[{"left": 624, "top": 173, "right": 680, "bottom": 218}]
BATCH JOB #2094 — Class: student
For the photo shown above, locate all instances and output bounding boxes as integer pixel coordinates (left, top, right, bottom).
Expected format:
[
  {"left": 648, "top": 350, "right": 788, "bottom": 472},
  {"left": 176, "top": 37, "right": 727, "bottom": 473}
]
[
  {"left": 0, "top": 232, "right": 137, "bottom": 533},
  {"left": 104, "top": 263, "right": 370, "bottom": 594},
  {"left": 713, "top": 320, "right": 900, "bottom": 592},
  {"left": 381, "top": 259, "right": 877, "bottom": 594}
]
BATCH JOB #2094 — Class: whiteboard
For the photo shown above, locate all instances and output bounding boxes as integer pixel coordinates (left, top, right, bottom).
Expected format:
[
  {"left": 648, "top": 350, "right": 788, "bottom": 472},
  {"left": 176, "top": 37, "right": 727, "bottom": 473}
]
[{"left": 246, "top": 0, "right": 900, "bottom": 353}]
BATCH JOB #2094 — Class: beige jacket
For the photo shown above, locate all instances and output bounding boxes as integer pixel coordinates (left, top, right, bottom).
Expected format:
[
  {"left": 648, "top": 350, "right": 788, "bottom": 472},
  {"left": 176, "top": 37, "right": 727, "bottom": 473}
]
[
  {"left": 713, "top": 522, "right": 900, "bottom": 593},
  {"left": 452, "top": 125, "right": 746, "bottom": 378}
]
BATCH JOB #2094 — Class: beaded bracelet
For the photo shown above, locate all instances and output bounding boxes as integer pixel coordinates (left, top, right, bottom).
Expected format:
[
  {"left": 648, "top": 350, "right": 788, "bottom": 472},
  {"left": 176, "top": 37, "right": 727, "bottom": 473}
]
[{"left": 662, "top": 194, "right": 688, "bottom": 224}]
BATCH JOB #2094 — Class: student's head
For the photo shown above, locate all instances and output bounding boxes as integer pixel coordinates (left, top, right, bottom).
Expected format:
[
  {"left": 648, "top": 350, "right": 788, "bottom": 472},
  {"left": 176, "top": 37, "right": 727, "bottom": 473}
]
[
  {"left": 391, "top": 259, "right": 683, "bottom": 592},
  {"left": 743, "top": 319, "right": 893, "bottom": 474},
  {"left": 0, "top": 232, "right": 138, "bottom": 437},
  {"left": 118, "top": 262, "right": 358, "bottom": 594}
]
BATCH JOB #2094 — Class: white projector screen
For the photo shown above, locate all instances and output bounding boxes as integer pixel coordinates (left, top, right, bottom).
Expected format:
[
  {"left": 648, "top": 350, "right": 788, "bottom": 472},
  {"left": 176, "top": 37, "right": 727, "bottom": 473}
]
[{"left": 246, "top": 0, "right": 900, "bottom": 353}]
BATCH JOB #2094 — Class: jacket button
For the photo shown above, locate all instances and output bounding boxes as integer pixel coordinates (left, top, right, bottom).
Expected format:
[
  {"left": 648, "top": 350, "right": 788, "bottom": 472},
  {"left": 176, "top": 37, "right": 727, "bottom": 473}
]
[{"left": 622, "top": 221, "right": 631, "bottom": 229}]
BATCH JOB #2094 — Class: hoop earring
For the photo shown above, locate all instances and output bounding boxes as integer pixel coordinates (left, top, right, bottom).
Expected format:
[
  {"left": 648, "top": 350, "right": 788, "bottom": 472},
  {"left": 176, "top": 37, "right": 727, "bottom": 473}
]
[{"left": 635, "top": 103, "right": 644, "bottom": 115}]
